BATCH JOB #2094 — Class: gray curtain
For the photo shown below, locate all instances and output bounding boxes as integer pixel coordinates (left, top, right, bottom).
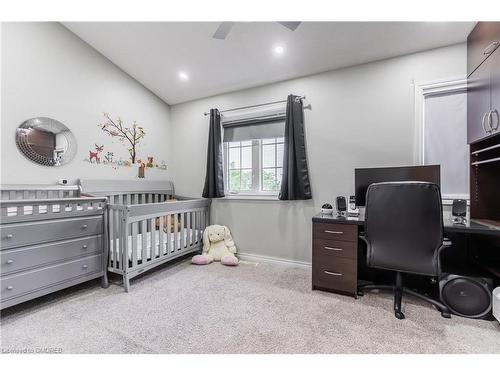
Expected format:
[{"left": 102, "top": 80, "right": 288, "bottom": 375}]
[
  {"left": 279, "top": 95, "right": 312, "bottom": 200},
  {"left": 202, "top": 109, "right": 225, "bottom": 198}
]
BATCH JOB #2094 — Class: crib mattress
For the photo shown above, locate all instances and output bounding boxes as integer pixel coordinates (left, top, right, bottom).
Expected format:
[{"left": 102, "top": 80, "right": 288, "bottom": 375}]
[{"left": 110, "top": 229, "right": 200, "bottom": 261}]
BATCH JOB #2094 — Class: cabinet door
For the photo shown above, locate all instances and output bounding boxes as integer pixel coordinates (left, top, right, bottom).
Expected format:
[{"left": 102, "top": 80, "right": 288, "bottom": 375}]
[
  {"left": 490, "top": 49, "right": 500, "bottom": 136},
  {"left": 467, "top": 22, "right": 500, "bottom": 77},
  {"left": 468, "top": 56, "right": 492, "bottom": 144}
]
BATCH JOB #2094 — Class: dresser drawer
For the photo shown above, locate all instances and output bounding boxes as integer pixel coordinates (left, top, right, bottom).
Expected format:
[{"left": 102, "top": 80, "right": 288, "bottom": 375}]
[
  {"left": 1, "top": 235, "right": 102, "bottom": 275},
  {"left": 312, "top": 257, "right": 357, "bottom": 294},
  {"left": 313, "top": 238, "right": 357, "bottom": 260},
  {"left": 313, "top": 222, "right": 358, "bottom": 242},
  {"left": 0, "top": 216, "right": 103, "bottom": 249},
  {"left": 1, "top": 254, "right": 103, "bottom": 302}
]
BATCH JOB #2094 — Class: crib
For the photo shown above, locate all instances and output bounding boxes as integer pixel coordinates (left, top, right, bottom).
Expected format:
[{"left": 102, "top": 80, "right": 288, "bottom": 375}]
[{"left": 79, "top": 180, "right": 210, "bottom": 291}]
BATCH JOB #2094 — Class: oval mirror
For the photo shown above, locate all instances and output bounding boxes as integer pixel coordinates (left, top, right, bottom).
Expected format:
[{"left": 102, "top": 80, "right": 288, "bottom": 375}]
[{"left": 15, "top": 117, "right": 77, "bottom": 167}]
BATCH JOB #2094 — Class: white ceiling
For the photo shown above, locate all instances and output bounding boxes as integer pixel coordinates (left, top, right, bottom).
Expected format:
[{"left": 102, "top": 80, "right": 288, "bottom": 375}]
[{"left": 63, "top": 22, "right": 475, "bottom": 105}]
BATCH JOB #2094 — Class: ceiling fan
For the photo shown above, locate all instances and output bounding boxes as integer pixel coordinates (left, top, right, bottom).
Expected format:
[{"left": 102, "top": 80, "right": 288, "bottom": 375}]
[{"left": 212, "top": 22, "right": 302, "bottom": 40}]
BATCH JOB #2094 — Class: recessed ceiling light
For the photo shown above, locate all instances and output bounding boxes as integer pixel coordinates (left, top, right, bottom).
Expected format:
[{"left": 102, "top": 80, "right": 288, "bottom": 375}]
[
  {"left": 178, "top": 71, "right": 189, "bottom": 81},
  {"left": 273, "top": 45, "right": 285, "bottom": 56}
]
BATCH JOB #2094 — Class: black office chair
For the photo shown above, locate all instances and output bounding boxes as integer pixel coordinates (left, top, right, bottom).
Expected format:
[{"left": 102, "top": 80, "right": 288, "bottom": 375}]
[{"left": 358, "top": 182, "right": 451, "bottom": 320}]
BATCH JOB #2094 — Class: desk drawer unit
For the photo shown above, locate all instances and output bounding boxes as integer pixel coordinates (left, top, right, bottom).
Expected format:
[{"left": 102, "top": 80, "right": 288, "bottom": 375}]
[
  {"left": 0, "top": 216, "right": 103, "bottom": 249},
  {"left": 1, "top": 254, "right": 103, "bottom": 303},
  {"left": 312, "top": 222, "right": 358, "bottom": 296},
  {"left": 1, "top": 235, "right": 102, "bottom": 276}
]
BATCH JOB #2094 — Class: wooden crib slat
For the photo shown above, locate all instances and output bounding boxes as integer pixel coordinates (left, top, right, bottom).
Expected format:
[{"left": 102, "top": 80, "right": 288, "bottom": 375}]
[
  {"left": 186, "top": 212, "right": 191, "bottom": 247},
  {"left": 174, "top": 214, "right": 179, "bottom": 252},
  {"left": 115, "top": 210, "right": 121, "bottom": 269},
  {"left": 109, "top": 208, "right": 115, "bottom": 268},
  {"left": 121, "top": 213, "right": 129, "bottom": 273},
  {"left": 132, "top": 222, "right": 138, "bottom": 267},
  {"left": 112, "top": 209, "right": 118, "bottom": 268},
  {"left": 150, "top": 217, "right": 156, "bottom": 259},
  {"left": 141, "top": 220, "right": 147, "bottom": 263},
  {"left": 167, "top": 214, "right": 172, "bottom": 253},
  {"left": 192, "top": 211, "right": 196, "bottom": 245},
  {"left": 159, "top": 215, "right": 165, "bottom": 256},
  {"left": 181, "top": 212, "right": 186, "bottom": 249}
]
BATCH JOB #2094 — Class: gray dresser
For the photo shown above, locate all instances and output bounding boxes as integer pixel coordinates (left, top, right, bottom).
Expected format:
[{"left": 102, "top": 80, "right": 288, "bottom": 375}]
[{"left": 0, "top": 185, "right": 108, "bottom": 309}]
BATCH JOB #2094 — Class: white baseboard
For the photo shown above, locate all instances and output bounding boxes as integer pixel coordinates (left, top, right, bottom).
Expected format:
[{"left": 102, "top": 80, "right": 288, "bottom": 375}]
[{"left": 237, "top": 252, "right": 311, "bottom": 269}]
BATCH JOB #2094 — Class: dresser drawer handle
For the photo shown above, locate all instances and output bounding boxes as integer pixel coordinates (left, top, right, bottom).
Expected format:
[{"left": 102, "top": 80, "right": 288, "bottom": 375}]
[
  {"left": 6, "top": 285, "right": 14, "bottom": 290},
  {"left": 5, "top": 234, "right": 13, "bottom": 239},
  {"left": 82, "top": 264, "right": 88, "bottom": 270},
  {"left": 6, "top": 259, "right": 14, "bottom": 264},
  {"left": 324, "top": 271, "right": 343, "bottom": 276},
  {"left": 324, "top": 246, "right": 342, "bottom": 251},
  {"left": 82, "top": 244, "right": 88, "bottom": 249},
  {"left": 324, "top": 230, "right": 343, "bottom": 235},
  {"left": 81, "top": 224, "right": 88, "bottom": 229}
]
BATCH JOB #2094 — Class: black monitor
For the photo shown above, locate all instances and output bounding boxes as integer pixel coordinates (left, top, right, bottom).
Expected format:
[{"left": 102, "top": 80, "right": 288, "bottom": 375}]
[{"left": 355, "top": 165, "right": 440, "bottom": 206}]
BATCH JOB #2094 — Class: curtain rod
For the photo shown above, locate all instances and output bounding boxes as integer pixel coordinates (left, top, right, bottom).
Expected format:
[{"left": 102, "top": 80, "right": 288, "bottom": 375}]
[{"left": 203, "top": 96, "right": 306, "bottom": 116}]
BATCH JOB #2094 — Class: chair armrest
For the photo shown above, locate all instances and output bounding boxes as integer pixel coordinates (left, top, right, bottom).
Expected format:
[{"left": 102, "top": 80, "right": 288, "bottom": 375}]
[
  {"left": 359, "top": 232, "right": 369, "bottom": 247},
  {"left": 437, "top": 238, "right": 452, "bottom": 273}
]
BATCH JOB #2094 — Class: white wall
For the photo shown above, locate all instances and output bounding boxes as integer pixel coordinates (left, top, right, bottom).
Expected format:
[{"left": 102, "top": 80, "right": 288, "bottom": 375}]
[
  {"left": 169, "top": 43, "right": 467, "bottom": 263},
  {"left": 1, "top": 22, "right": 172, "bottom": 184}
]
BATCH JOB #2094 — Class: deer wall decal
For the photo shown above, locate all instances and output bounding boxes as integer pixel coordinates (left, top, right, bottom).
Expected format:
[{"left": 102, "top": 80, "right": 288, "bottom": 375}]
[{"left": 89, "top": 144, "right": 104, "bottom": 164}]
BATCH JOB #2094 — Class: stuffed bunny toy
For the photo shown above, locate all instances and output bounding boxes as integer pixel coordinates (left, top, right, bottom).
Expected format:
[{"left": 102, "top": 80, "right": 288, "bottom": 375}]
[{"left": 191, "top": 225, "right": 238, "bottom": 266}]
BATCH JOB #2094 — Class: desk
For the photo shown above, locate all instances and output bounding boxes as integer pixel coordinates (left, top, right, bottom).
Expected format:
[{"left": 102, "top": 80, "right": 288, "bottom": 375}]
[{"left": 311, "top": 212, "right": 500, "bottom": 297}]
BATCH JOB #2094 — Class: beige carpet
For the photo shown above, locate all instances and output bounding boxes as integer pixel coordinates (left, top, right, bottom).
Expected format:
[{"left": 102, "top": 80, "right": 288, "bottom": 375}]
[{"left": 1, "top": 258, "right": 499, "bottom": 354}]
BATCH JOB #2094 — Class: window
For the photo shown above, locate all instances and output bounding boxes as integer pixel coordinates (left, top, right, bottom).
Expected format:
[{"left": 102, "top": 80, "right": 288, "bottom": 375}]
[
  {"left": 224, "top": 137, "right": 284, "bottom": 195},
  {"left": 221, "top": 103, "right": 286, "bottom": 196},
  {"left": 416, "top": 79, "right": 469, "bottom": 200}
]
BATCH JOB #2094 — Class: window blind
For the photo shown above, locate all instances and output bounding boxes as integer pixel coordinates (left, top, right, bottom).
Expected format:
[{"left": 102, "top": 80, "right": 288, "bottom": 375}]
[
  {"left": 423, "top": 91, "right": 469, "bottom": 198},
  {"left": 222, "top": 102, "right": 286, "bottom": 142},
  {"left": 223, "top": 120, "right": 285, "bottom": 142}
]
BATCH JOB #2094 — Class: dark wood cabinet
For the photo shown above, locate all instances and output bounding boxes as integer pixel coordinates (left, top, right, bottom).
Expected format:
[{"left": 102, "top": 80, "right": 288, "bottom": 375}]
[
  {"left": 467, "top": 56, "right": 492, "bottom": 144},
  {"left": 490, "top": 50, "right": 500, "bottom": 137},
  {"left": 312, "top": 221, "right": 358, "bottom": 297},
  {"left": 467, "top": 22, "right": 500, "bottom": 144},
  {"left": 467, "top": 22, "right": 500, "bottom": 77},
  {"left": 467, "top": 22, "right": 500, "bottom": 227}
]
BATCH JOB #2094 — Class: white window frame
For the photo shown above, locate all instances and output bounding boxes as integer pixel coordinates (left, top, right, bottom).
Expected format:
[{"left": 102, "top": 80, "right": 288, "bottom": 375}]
[
  {"left": 223, "top": 137, "right": 284, "bottom": 198},
  {"left": 413, "top": 77, "right": 469, "bottom": 202}
]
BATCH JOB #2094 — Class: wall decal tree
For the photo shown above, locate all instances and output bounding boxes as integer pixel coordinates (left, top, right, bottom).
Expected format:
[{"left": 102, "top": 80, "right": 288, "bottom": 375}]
[{"left": 99, "top": 113, "right": 145, "bottom": 164}]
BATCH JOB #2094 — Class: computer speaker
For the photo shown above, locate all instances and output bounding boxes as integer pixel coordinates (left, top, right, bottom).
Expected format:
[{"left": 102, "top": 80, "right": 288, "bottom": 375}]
[
  {"left": 439, "top": 274, "right": 493, "bottom": 319},
  {"left": 452, "top": 199, "right": 467, "bottom": 217}
]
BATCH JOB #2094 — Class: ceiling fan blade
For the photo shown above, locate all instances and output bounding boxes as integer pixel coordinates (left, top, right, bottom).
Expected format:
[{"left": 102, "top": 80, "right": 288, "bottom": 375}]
[
  {"left": 278, "top": 22, "right": 301, "bottom": 31},
  {"left": 212, "top": 22, "right": 235, "bottom": 40}
]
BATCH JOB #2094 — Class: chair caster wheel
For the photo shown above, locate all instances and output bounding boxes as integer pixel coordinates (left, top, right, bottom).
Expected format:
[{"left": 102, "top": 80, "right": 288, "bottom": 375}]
[
  {"left": 357, "top": 290, "right": 364, "bottom": 297},
  {"left": 395, "top": 311, "right": 405, "bottom": 320},
  {"left": 441, "top": 312, "right": 451, "bottom": 319}
]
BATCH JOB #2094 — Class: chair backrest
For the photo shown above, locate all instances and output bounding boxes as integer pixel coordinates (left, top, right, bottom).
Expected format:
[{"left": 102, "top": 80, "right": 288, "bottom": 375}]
[{"left": 364, "top": 182, "right": 444, "bottom": 276}]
